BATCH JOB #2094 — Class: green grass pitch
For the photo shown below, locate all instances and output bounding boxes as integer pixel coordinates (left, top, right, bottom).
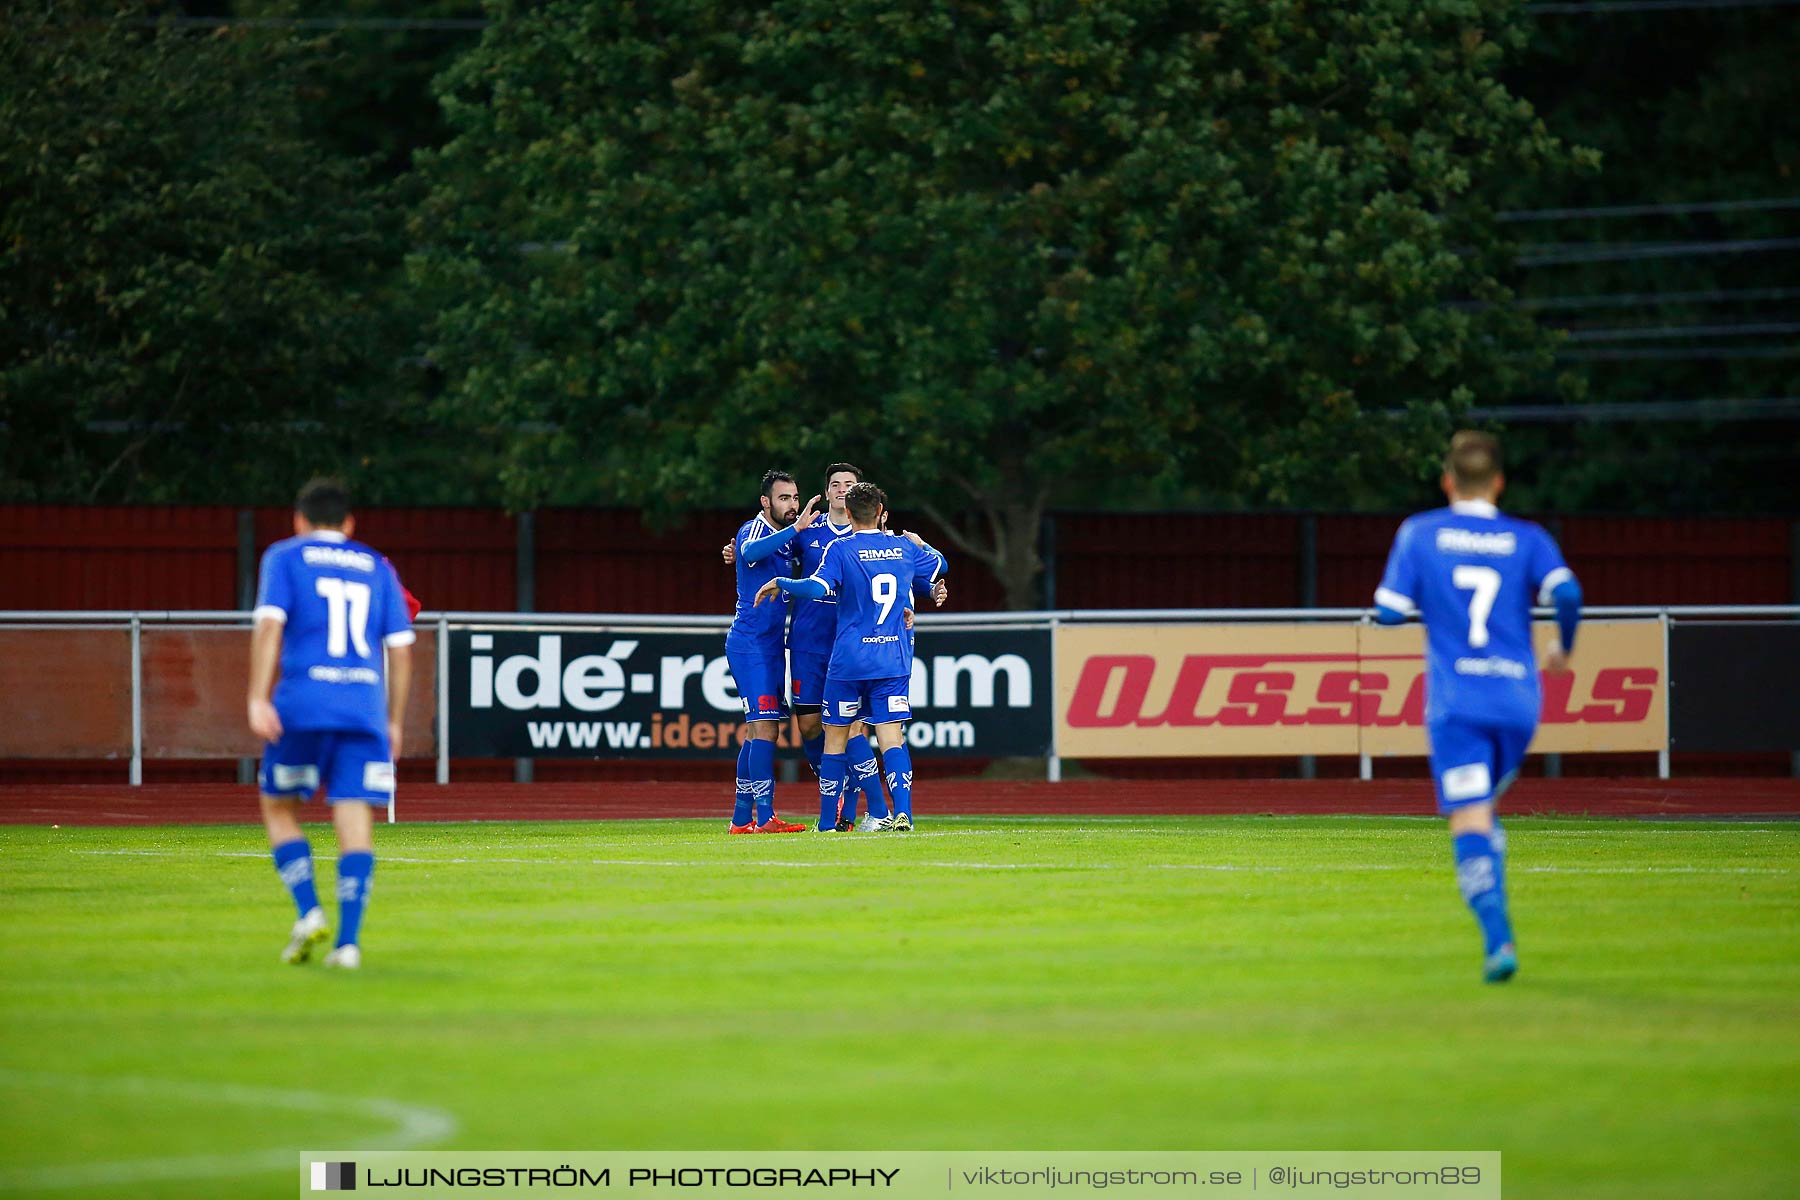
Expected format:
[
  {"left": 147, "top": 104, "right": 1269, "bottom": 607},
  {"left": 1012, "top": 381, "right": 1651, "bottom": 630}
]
[{"left": 0, "top": 816, "right": 1794, "bottom": 1199}]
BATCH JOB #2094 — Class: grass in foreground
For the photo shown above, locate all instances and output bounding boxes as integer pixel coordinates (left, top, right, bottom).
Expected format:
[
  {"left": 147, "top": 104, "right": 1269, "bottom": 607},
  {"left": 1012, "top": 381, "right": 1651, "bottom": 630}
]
[{"left": 0, "top": 816, "right": 1794, "bottom": 1199}]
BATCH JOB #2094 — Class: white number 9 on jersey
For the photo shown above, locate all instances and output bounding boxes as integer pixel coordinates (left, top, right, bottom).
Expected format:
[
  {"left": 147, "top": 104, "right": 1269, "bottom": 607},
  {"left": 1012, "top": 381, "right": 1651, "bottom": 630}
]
[{"left": 872, "top": 573, "right": 898, "bottom": 625}]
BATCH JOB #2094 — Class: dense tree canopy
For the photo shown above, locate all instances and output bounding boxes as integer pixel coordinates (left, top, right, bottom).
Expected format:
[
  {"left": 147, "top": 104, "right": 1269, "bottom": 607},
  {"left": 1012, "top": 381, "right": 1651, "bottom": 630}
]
[
  {"left": 223, "top": 0, "right": 486, "bottom": 178},
  {"left": 0, "top": 3, "right": 425, "bottom": 502},
  {"left": 5, "top": 1, "right": 1793, "bottom": 597},
  {"left": 1493, "top": 7, "right": 1800, "bottom": 514},
  {"left": 413, "top": 0, "right": 1586, "bottom": 605}
]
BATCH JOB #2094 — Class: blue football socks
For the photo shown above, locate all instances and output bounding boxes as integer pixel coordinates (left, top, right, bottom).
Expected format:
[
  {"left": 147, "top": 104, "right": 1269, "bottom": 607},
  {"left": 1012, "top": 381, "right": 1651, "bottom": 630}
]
[
  {"left": 746, "top": 738, "right": 776, "bottom": 826},
  {"left": 881, "top": 745, "right": 915, "bottom": 818},
  {"left": 846, "top": 734, "right": 887, "bottom": 820},
  {"left": 335, "top": 851, "right": 374, "bottom": 949},
  {"left": 272, "top": 838, "right": 320, "bottom": 917},
  {"left": 802, "top": 733, "right": 825, "bottom": 779},
  {"left": 818, "top": 752, "right": 849, "bottom": 829},
  {"left": 732, "top": 739, "right": 756, "bottom": 826},
  {"left": 1453, "top": 829, "right": 1513, "bottom": 955}
]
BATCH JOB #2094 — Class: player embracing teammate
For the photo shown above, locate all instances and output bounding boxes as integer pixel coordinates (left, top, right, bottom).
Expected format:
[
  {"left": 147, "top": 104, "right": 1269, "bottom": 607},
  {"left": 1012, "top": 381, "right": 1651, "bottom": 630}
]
[
  {"left": 775, "top": 463, "right": 948, "bottom": 828},
  {"left": 758, "top": 482, "right": 947, "bottom": 832},
  {"left": 776, "top": 463, "right": 894, "bottom": 829},
  {"left": 722, "top": 470, "right": 815, "bottom": 834},
  {"left": 723, "top": 465, "right": 947, "bottom": 831}
]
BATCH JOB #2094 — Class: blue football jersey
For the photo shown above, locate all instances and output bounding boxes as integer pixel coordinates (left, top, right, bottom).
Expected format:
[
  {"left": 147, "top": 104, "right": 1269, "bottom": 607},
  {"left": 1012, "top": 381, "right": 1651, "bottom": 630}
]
[
  {"left": 809, "top": 531, "right": 946, "bottom": 680},
  {"left": 788, "top": 516, "right": 857, "bottom": 657},
  {"left": 253, "top": 531, "right": 416, "bottom": 735},
  {"left": 725, "top": 512, "right": 796, "bottom": 657},
  {"left": 1376, "top": 500, "right": 1574, "bottom": 729}
]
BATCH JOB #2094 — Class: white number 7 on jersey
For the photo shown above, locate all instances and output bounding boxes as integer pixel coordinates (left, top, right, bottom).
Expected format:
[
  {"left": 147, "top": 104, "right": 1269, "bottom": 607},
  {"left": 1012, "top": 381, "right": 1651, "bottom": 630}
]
[
  {"left": 872, "top": 573, "right": 898, "bottom": 625},
  {"left": 1452, "top": 565, "right": 1502, "bottom": 649}
]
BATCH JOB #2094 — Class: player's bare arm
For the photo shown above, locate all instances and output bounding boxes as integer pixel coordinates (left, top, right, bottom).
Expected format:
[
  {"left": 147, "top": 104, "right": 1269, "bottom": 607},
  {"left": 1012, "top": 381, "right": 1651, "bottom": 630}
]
[
  {"left": 386, "top": 643, "right": 413, "bottom": 760},
  {"left": 247, "top": 618, "right": 284, "bottom": 742},
  {"left": 753, "top": 577, "right": 783, "bottom": 607}
]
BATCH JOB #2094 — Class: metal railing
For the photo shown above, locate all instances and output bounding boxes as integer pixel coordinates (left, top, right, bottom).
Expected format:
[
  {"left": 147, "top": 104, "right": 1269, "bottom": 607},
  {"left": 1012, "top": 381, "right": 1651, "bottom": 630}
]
[
  {"left": 5, "top": 605, "right": 1795, "bottom": 787},
  {"left": 5, "top": 604, "right": 1794, "bottom": 626}
]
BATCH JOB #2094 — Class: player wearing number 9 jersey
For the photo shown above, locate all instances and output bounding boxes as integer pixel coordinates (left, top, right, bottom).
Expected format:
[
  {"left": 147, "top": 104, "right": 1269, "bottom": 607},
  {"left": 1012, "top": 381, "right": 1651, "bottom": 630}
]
[
  {"left": 759, "top": 482, "right": 947, "bottom": 832},
  {"left": 1375, "top": 432, "right": 1582, "bottom": 983},
  {"left": 248, "top": 478, "right": 415, "bottom": 970}
]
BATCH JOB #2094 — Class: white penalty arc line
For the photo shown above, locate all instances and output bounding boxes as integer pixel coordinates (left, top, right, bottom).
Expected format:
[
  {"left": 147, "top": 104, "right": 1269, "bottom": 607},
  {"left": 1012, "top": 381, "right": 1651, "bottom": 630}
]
[
  {"left": 64, "top": 849, "right": 1794, "bottom": 875},
  {"left": 0, "top": 1069, "right": 456, "bottom": 1190}
]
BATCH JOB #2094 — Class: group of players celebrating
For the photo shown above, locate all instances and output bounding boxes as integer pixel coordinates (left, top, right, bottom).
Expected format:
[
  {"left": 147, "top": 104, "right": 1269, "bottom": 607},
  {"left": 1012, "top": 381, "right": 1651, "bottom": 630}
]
[
  {"left": 722, "top": 463, "right": 948, "bottom": 834},
  {"left": 244, "top": 432, "right": 1579, "bottom": 983}
]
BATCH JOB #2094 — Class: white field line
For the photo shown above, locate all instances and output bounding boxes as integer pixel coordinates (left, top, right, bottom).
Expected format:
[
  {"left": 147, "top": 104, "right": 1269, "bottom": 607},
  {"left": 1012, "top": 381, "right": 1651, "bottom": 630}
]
[
  {"left": 0, "top": 1069, "right": 455, "bottom": 1190},
  {"left": 1514, "top": 827, "right": 1782, "bottom": 836},
  {"left": 64, "top": 849, "right": 1792, "bottom": 875},
  {"left": 928, "top": 814, "right": 1449, "bottom": 823},
  {"left": 31, "top": 824, "right": 1780, "bottom": 856},
  {"left": 59, "top": 828, "right": 1186, "bottom": 855},
  {"left": 46, "top": 823, "right": 1760, "bottom": 860}
]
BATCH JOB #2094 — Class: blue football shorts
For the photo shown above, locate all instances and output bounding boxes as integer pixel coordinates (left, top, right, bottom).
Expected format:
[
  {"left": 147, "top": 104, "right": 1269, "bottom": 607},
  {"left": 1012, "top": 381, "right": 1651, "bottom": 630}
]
[
  {"left": 820, "top": 676, "right": 912, "bottom": 728},
  {"left": 789, "top": 649, "right": 830, "bottom": 712},
  {"left": 1426, "top": 717, "right": 1535, "bottom": 815},
  {"left": 726, "top": 647, "right": 788, "bottom": 722},
  {"left": 260, "top": 728, "right": 394, "bottom": 804}
]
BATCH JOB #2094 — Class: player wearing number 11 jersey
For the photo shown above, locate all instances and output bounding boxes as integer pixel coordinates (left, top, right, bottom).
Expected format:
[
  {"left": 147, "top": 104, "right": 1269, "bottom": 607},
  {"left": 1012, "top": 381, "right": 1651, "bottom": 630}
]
[
  {"left": 249, "top": 478, "right": 415, "bottom": 970},
  {"left": 1375, "top": 432, "right": 1582, "bottom": 983}
]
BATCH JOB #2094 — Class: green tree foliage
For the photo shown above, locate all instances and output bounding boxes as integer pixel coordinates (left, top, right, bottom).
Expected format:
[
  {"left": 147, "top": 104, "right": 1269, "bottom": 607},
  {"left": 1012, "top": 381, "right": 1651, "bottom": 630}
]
[
  {"left": 1493, "top": 8, "right": 1800, "bottom": 514},
  {"left": 413, "top": 0, "right": 1586, "bottom": 606},
  {"left": 0, "top": 2, "right": 427, "bottom": 503},
  {"left": 216, "top": 0, "right": 487, "bottom": 179}
]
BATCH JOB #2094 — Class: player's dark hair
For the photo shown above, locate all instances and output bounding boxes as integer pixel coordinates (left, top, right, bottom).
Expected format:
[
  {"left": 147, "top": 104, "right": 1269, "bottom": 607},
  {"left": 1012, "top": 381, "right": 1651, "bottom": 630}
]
[
  {"left": 1446, "top": 431, "right": 1503, "bottom": 493},
  {"left": 844, "top": 481, "right": 886, "bottom": 524},
  {"left": 759, "top": 469, "right": 795, "bottom": 500},
  {"left": 296, "top": 477, "right": 351, "bottom": 527},
  {"left": 824, "top": 462, "right": 862, "bottom": 485}
]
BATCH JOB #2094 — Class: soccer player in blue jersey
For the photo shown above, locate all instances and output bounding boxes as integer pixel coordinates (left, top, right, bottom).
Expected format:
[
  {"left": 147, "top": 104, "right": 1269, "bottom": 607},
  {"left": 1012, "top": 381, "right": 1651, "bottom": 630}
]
[
  {"left": 791, "top": 464, "right": 883, "bottom": 828},
  {"left": 724, "top": 462, "right": 946, "bottom": 830},
  {"left": 724, "top": 470, "right": 818, "bottom": 834},
  {"left": 756, "top": 482, "right": 947, "bottom": 832},
  {"left": 1374, "top": 432, "right": 1582, "bottom": 983},
  {"left": 247, "top": 478, "right": 415, "bottom": 970}
]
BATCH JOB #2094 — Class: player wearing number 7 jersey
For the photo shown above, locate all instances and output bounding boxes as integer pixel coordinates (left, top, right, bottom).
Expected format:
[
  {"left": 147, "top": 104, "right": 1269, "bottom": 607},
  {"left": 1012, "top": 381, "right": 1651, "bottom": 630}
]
[
  {"left": 248, "top": 478, "right": 415, "bottom": 971},
  {"left": 1374, "top": 432, "right": 1582, "bottom": 983},
  {"left": 756, "top": 482, "right": 947, "bottom": 832}
]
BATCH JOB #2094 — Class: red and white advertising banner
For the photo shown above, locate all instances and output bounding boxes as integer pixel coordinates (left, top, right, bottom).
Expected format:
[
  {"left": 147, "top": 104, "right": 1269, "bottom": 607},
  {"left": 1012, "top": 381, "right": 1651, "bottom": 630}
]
[{"left": 1053, "top": 621, "right": 1665, "bottom": 758}]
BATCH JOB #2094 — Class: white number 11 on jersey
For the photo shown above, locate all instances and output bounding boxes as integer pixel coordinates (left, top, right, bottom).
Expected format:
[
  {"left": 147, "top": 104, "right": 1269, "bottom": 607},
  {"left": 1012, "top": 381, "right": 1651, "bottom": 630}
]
[
  {"left": 315, "top": 577, "right": 373, "bottom": 658},
  {"left": 1452, "top": 565, "right": 1502, "bottom": 649}
]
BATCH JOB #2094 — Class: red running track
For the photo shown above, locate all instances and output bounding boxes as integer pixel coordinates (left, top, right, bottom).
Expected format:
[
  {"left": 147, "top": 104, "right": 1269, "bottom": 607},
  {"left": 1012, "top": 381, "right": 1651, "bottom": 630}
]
[{"left": 3, "top": 778, "right": 1796, "bottom": 826}]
